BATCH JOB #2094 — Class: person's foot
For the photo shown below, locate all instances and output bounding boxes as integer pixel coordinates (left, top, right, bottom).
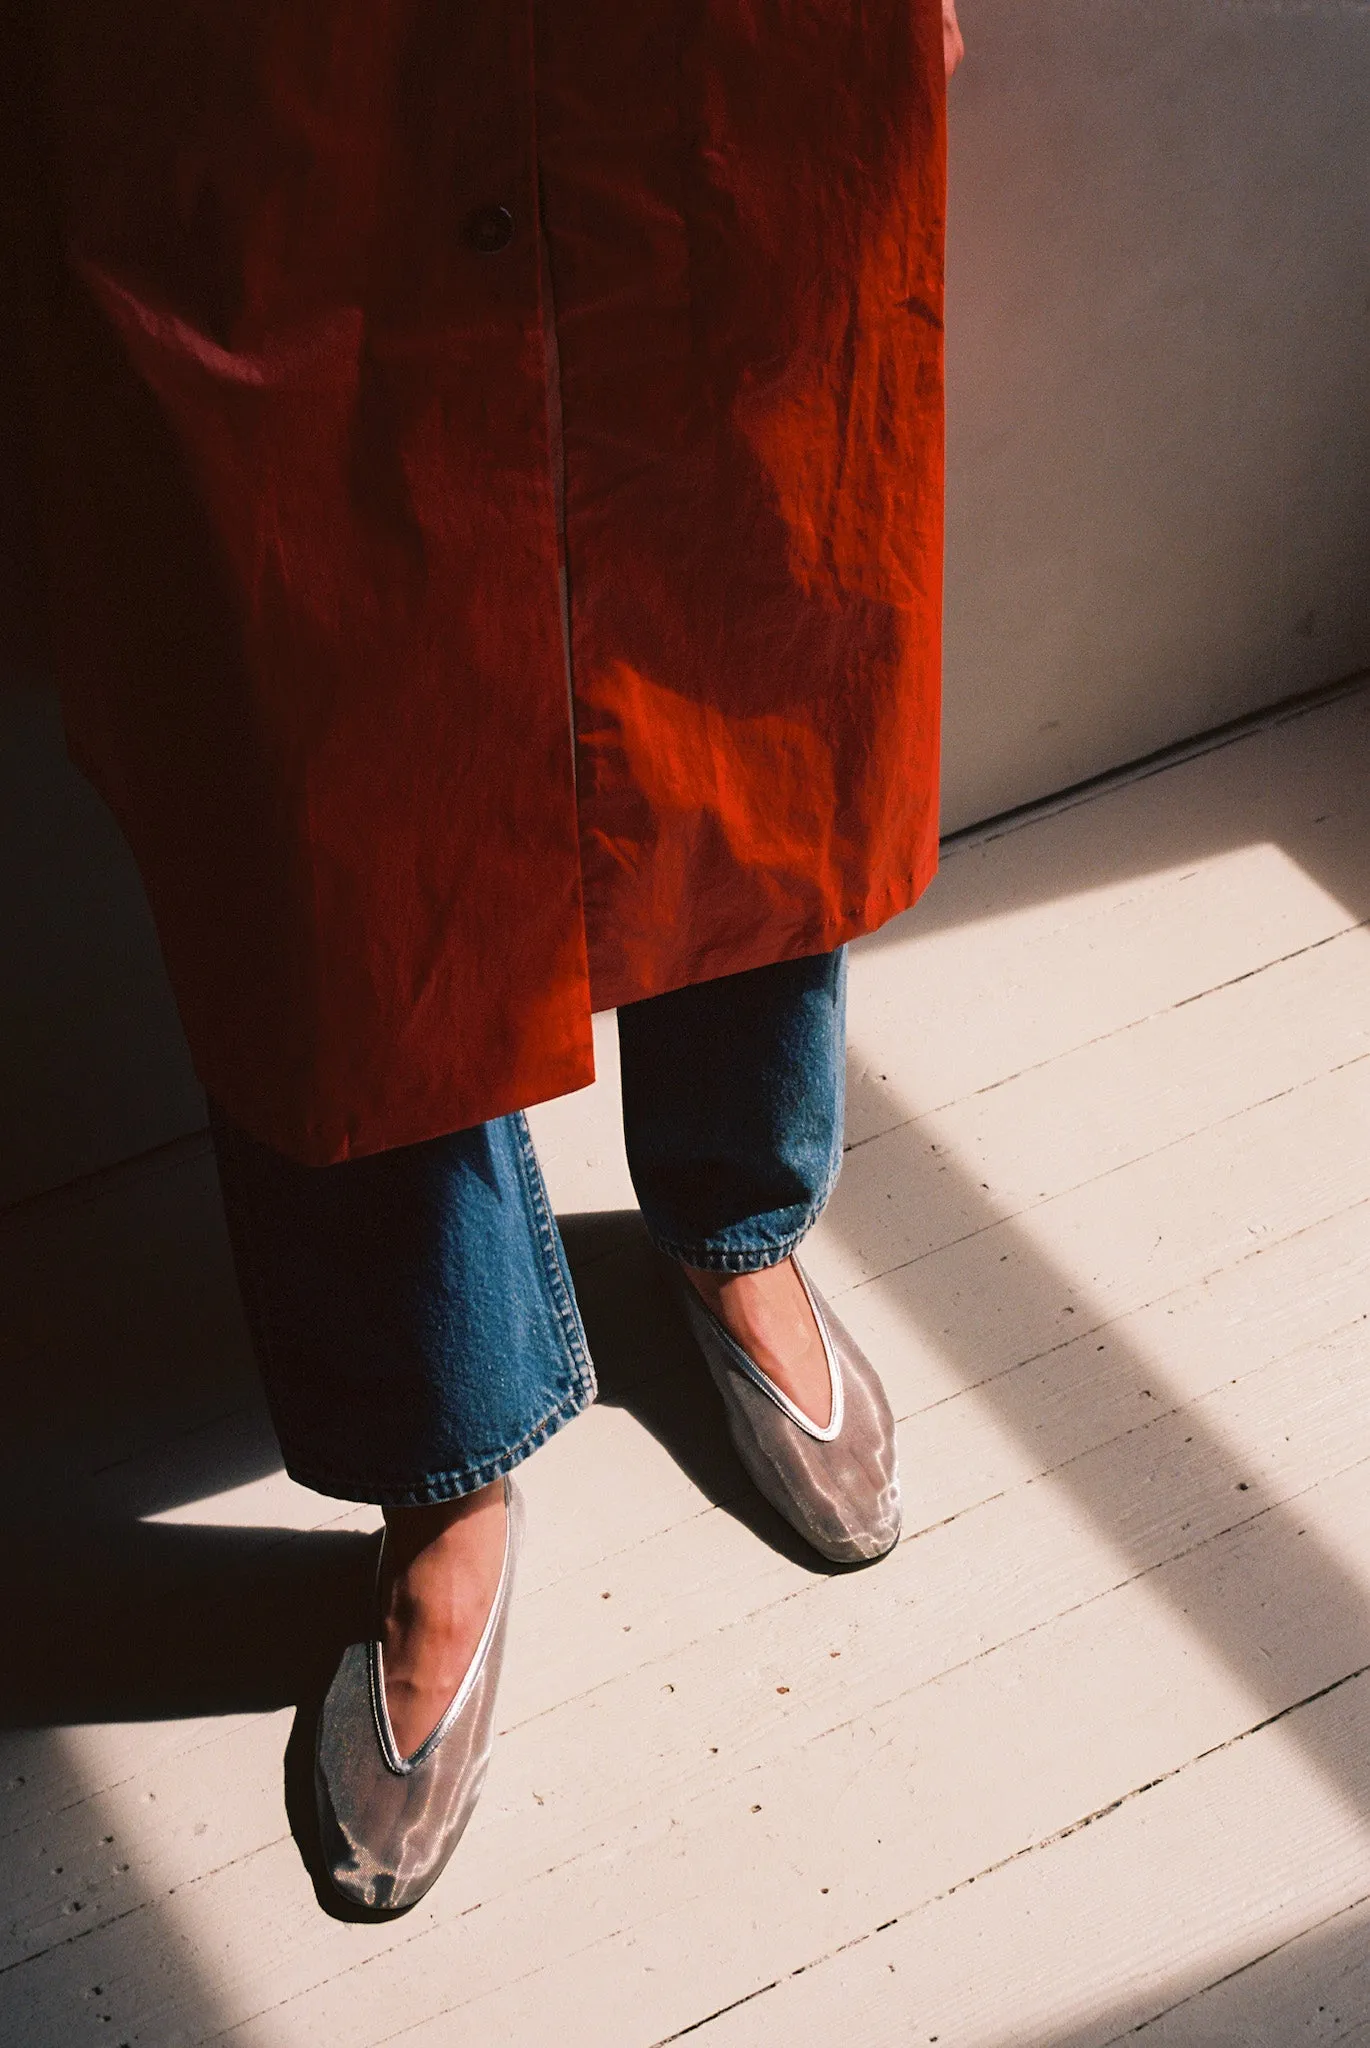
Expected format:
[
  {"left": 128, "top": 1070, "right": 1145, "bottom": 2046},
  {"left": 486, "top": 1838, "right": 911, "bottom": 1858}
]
[
  {"left": 378, "top": 1479, "right": 509, "bottom": 1759},
  {"left": 680, "top": 1257, "right": 833, "bottom": 1428}
]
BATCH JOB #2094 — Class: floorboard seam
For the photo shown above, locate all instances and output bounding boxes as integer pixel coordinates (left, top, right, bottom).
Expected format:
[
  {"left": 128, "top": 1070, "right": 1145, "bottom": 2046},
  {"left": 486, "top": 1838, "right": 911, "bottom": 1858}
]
[
  {"left": 845, "top": 915, "right": 1370, "bottom": 1153},
  {"left": 850, "top": 1047, "right": 1370, "bottom": 1297},
  {"left": 862, "top": 1198, "right": 1370, "bottom": 1424},
  {"left": 1103, "top": 1887, "right": 1370, "bottom": 2043},
  {"left": 0, "top": 1128, "right": 212, "bottom": 1230},
  {"left": 653, "top": 1660, "right": 1370, "bottom": 2047}
]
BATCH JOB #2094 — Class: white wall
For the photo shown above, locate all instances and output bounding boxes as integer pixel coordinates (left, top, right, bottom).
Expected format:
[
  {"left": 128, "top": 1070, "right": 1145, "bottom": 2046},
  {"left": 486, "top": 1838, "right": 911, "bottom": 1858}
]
[
  {"left": 941, "top": 0, "right": 1370, "bottom": 830},
  {"left": 3, "top": 0, "right": 1368, "bottom": 1199}
]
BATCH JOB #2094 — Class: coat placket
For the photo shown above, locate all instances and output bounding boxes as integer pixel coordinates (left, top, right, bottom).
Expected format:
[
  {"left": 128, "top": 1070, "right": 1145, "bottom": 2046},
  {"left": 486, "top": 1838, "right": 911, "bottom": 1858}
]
[{"left": 11, "top": 0, "right": 947, "bottom": 1163}]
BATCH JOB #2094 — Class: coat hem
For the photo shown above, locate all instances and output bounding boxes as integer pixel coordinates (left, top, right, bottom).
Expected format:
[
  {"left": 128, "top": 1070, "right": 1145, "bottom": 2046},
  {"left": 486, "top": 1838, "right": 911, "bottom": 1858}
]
[
  {"left": 198, "top": 1032, "right": 599, "bottom": 1170},
  {"left": 587, "top": 851, "right": 940, "bottom": 1018}
]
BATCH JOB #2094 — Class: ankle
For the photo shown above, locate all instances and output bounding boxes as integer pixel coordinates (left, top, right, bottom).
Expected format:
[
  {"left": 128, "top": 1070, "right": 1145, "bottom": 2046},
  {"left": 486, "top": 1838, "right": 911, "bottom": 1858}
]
[
  {"left": 680, "top": 1256, "right": 833, "bottom": 1429},
  {"left": 381, "top": 1482, "right": 506, "bottom": 1604},
  {"left": 682, "top": 1258, "right": 790, "bottom": 1309}
]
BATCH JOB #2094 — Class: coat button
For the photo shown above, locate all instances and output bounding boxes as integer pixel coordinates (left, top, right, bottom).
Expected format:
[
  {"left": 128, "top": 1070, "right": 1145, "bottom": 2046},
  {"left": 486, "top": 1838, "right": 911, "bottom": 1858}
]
[{"left": 465, "top": 204, "right": 515, "bottom": 255}]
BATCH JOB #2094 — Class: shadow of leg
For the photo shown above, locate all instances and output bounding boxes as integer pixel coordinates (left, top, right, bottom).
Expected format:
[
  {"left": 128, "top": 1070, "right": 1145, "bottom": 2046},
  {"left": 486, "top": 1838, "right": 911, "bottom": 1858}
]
[
  {"left": 4, "top": 1520, "right": 378, "bottom": 1727},
  {"left": 824, "top": 1060, "right": 1370, "bottom": 1834},
  {"left": 559, "top": 1209, "right": 846, "bottom": 1573}
]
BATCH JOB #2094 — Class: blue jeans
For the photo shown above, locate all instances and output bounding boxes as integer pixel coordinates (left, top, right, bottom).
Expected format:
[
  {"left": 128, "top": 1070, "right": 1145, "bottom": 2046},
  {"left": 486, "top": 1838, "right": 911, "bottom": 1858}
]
[{"left": 211, "top": 948, "right": 847, "bottom": 1506}]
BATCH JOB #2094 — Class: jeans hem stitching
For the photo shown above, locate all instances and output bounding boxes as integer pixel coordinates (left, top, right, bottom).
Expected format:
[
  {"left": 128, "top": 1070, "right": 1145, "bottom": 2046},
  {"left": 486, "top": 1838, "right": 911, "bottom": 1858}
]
[
  {"left": 645, "top": 1158, "right": 841, "bottom": 1273},
  {"left": 512, "top": 1110, "right": 598, "bottom": 1403},
  {"left": 280, "top": 1377, "right": 594, "bottom": 1507}
]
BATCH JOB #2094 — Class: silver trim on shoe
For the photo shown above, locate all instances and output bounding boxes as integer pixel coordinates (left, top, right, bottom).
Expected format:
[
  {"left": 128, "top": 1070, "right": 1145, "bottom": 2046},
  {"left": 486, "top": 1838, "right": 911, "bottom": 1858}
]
[
  {"left": 673, "top": 1259, "right": 901, "bottom": 1564},
  {"left": 367, "top": 1486, "right": 520, "bottom": 1776},
  {"left": 683, "top": 1261, "right": 844, "bottom": 1442},
  {"left": 314, "top": 1475, "right": 524, "bottom": 1911}
]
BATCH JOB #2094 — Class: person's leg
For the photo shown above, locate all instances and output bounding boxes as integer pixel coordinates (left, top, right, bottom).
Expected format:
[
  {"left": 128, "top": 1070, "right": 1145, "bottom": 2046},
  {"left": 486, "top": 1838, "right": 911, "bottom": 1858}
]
[
  {"left": 211, "top": 1107, "right": 594, "bottom": 1753},
  {"left": 617, "top": 947, "right": 846, "bottom": 1426},
  {"left": 373, "top": 1485, "right": 508, "bottom": 1760},
  {"left": 619, "top": 946, "right": 899, "bottom": 1566}
]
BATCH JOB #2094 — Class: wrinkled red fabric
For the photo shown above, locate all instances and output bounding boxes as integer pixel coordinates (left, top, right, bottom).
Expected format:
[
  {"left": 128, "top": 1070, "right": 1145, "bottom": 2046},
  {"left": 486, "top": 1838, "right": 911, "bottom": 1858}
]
[{"left": 13, "top": 0, "right": 946, "bottom": 1164}]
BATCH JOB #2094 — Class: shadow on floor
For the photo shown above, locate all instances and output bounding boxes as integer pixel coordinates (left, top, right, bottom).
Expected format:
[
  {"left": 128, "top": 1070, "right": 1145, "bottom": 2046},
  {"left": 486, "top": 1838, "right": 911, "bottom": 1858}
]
[
  {"left": 0, "top": 1153, "right": 379, "bottom": 1732},
  {"left": 1037, "top": 1885, "right": 1370, "bottom": 2046},
  {"left": 2, "top": 683, "right": 1368, "bottom": 2030},
  {"left": 559, "top": 1208, "right": 848, "bottom": 1575},
  {"left": 825, "top": 1056, "right": 1370, "bottom": 1836},
  {"left": 4, "top": 1518, "right": 375, "bottom": 1727},
  {"left": 3, "top": 688, "right": 1366, "bottom": 1737},
  {"left": 863, "top": 677, "right": 1370, "bottom": 954}
]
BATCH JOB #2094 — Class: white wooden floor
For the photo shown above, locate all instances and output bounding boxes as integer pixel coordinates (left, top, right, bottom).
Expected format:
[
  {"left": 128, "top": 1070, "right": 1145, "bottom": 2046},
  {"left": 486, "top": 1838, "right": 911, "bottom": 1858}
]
[{"left": 4, "top": 683, "right": 1370, "bottom": 2048}]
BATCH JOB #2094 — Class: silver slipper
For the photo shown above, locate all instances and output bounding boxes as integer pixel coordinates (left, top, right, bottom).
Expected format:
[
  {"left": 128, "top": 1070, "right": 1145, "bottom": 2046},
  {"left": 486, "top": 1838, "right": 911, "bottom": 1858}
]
[
  {"left": 674, "top": 1261, "right": 901, "bottom": 1564},
  {"left": 315, "top": 1476, "right": 524, "bottom": 1911}
]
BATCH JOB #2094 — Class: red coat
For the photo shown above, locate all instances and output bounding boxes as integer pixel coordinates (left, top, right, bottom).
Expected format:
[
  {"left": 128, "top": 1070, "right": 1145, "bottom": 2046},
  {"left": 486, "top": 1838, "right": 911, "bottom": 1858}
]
[{"left": 11, "top": 0, "right": 946, "bottom": 1164}]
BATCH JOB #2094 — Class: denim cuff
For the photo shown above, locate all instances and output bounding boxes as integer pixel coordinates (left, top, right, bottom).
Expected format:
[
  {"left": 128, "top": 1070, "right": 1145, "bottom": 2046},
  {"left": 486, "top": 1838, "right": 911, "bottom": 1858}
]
[
  {"left": 277, "top": 1371, "right": 595, "bottom": 1508},
  {"left": 645, "top": 1164, "right": 840, "bottom": 1274}
]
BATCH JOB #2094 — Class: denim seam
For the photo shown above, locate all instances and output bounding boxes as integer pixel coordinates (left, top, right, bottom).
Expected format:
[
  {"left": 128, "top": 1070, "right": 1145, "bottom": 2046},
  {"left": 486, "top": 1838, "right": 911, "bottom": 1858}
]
[
  {"left": 280, "top": 1375, "right": 593, "bottom": 1507},
  {"left": 511, "top": 1110, "right": 598, "bottom": 1403},
  {"left": 250, "top": 1112, "right": 597, "bottom": 1507}
]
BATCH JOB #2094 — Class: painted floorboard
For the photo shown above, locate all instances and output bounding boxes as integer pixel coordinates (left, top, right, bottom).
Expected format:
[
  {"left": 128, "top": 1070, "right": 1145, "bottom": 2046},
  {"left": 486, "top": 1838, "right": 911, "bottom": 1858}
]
[{"left": 3, "top": 686, "right": 1370, "bottom": 2047}]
